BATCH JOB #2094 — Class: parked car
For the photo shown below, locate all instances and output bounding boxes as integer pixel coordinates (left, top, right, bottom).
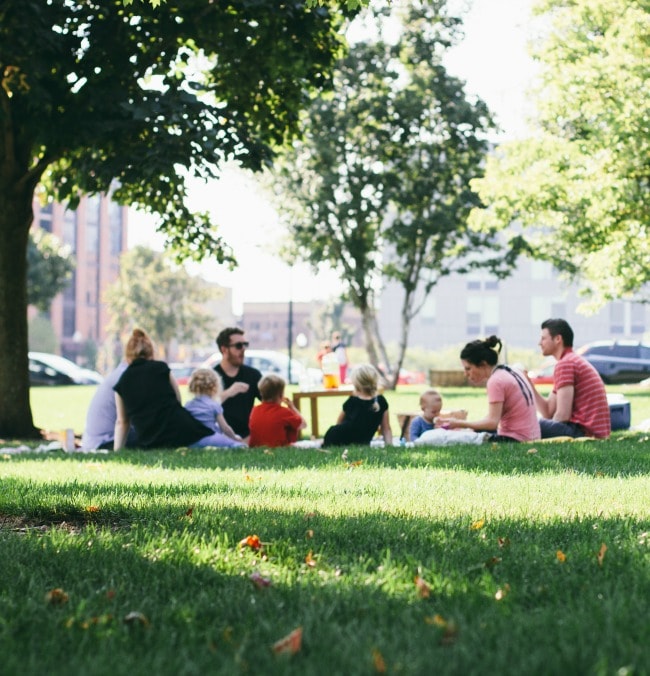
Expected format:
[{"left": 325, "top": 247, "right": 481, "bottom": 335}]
[
  {"left": 202, "top": 349, "right": 321, "bottom": 386},
  {"left": 169, "top": 363, "right": 200, "bottom": 386},
  {"left": 576, "top": 340, "right": 650, "bottom": 384},
  {"left": 29, "top": 352, "right": 103, "bottom": 386},
  {"left": 527, "top": 359, "right": 556, "bottom": 385}
]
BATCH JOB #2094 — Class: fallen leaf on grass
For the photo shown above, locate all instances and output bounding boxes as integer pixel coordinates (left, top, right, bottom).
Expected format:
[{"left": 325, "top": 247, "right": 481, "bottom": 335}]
[
  {"left": 347, "top": 460, "right": 363, "bottom": 468},
  {"left": 85, "top": 505, "right": 100, "bottom": 513},
  {"left": 424, "top": 614, "right": 458, "bottom": 644},
  {"left": 497, "top": 537, "right": 511, "bottom": 548},
  {"left": 272, "top": 627, "right": 302, "bottom": 655},
  {"left": 45, "top": 588, "right": 69, "bottom": 605},
  {"left": 250, "top": 571, "right": 272, "bottom": 588},
  {"left": 239, "top": 534, "right": 262, "bottom": 550},
  {"left": 471, "top": 519, "right": 485, "bottom": 531},
  {"left": 425, "top": 614, "right": 447, "bottom": 627},
  {"left": 341, "top": 450, "right": 348, "bottom": 460},
  {"left": 185, "top": 506, "right": 194, "bottom": 519},
  {"left": 305, "top": 550, "right": 317, "bottom": 568},
  {"left": 414, "top": 575, "right": 431, "bottom": 598},
  {"left": 124, "top": 611, "right": 150, "bottom": 626},
  {"left": 372, "top": 648, "right": 386, "bottom": 673},
  {"left": 263, "top": 449, "right": 274, "bottom": 455},
  {"left": 527, "top": 448, "right": 538, "bottom": 455},
  {"left": 484, "top": 556, "right": 502, "bottom": 570},
  {"left": 306, "top": 529, "right": 314, "bottom": 539},
  {"left": 597, "top": 543, "right": 607, "bottom": 567},
  {"left": 106, "top": 589, "right": 116, "bottom": 600},
  {"left": 556, "top": 550, "right": 567, "bottom": 563}
]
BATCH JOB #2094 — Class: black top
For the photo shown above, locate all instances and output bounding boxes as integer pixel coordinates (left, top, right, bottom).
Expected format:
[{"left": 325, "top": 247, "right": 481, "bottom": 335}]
[
  {"left": 114, "top": 359, "right": 212, "bottom": 449},
  {"left": 214, "top": 363, "right": 262, "bottom": 437},
  {"left": 323, "top": 394, "right": 389, "bottom": 447}
]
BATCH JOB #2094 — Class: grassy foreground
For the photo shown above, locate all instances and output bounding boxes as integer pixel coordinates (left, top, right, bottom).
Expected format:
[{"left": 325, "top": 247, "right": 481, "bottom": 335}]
[{"left": 1, "top": 436, "right": 649, "bottom": 675}]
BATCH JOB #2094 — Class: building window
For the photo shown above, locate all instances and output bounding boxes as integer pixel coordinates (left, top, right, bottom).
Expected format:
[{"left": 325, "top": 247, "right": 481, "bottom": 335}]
[
  {"left": 86, "top": 196, "right": 100, "bottom": 256},
  {"left": 466, "top": 280, "right": 481, "bottom": 290},
  {"left": 108, "top": 201, "right": 123, "bottom": 255},
  {"left": 39, "top": 203, "right": 53, "bottom": 233},
  {"left": 609, "top": 302, "right": 624, "bottom": 334},
  {"left": 63, "top": 209, "right": 77, "bottom": 251},
  {"left": 484, "top": 280, "right": 499, "bottom": 291}
]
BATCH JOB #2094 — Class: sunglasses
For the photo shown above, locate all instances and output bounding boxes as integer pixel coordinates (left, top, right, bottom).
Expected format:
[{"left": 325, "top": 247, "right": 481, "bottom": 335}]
[{"left": 228, "top": 341, "right": 249, "bottom": 350}]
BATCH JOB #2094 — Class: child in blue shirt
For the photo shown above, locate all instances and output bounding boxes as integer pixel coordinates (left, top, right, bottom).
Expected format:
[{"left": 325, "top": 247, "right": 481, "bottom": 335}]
[{"left": 409, "top": 389, "right": 443, "bottom": 441}]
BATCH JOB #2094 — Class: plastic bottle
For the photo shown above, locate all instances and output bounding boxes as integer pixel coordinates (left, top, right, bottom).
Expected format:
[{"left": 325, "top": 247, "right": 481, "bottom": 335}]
[{"left": 321, "top": 352, "right": 340, "bottom": 389}]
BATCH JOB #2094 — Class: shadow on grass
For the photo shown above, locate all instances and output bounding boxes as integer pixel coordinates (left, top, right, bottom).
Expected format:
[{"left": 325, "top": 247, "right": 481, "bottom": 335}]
[
  {"left": 5, "top": 432, "right": 650, "bottom": 478},
  {"left": 1, "top": 497, "right": 649, "bottom": 676}
]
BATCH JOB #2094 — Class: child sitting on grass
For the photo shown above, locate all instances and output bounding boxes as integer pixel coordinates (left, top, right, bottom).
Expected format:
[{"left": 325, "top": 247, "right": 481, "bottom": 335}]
[
  {"left": 185, "top": 368, "right": 247, "bottom": 447},
  {"left": 248, "top": 374, "right": 307, "bottom": 447},
  {"left": 322, "top": 364, "right": 392, "bottom": 447},
  {"left": 409, "top": 389, "right": 443, "bottom": 441}
]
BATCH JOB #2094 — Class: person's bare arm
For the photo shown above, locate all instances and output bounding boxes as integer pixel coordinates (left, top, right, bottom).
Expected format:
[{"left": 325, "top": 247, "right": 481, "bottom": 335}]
[
  {"left": 282, "top": 397, "right": 307, "bottom": 430},
  {"left": 552, "top": 386, "right": 574, "bottom": 422},
  {"left": 220, "top": 381, "right": 250, "bottom": 402},
  {"left": 380, "top": 410, "right": 393, "bottom": 445},
  {"left": 444, "top": 401, "right": 503, "bottom": 432},
  {"left": 113, "top": 393, "right": 130, "bottom": 451},
  {"left": 216, "top": 413, "right": 241, "bottom": 440},
  {"left": 524, "top": 372, "right": 554, "bottom": 418}
]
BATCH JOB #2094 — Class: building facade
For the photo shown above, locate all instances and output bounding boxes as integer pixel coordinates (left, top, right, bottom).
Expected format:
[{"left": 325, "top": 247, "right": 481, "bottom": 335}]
[
  {"left": 32, "top": 195, "right": 129, "bottom": 363},
  {"left": 378, "top": 258, "right": 649, "bottom": 352}
]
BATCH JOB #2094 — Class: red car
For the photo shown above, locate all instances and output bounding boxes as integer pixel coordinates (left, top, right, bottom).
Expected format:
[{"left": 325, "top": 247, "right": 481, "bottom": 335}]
[{"left": 528, "top": 360, "right": 555, "bottom": 385}]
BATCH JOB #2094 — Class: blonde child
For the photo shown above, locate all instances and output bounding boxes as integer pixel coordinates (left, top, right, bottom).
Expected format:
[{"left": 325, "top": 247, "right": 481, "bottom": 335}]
[
  {"left": 409, "top": 389, "right": 443, "bottom": 441},
  {"left": 248, "top": 374, "right": 307, "bottom": 447},
  {"left": 322, "top": 364, "right": 392, "bottom": 447},
  {"left": 185, "top": 368, "right": 246, "bottom": 447}
]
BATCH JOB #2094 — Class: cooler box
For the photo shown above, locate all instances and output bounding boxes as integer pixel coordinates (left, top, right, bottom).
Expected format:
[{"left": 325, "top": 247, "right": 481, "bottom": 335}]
[{"left": 607, "top": 394, "right": 631, "bottom": 431}]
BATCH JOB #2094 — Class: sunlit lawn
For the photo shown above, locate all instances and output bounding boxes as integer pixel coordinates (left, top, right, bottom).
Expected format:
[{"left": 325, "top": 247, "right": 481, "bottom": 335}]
[{"left": 0, "top": 384, "right": 647, "bottom": 674}]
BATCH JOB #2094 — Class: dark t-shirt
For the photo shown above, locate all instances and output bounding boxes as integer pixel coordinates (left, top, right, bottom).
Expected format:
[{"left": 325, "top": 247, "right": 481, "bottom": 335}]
[
  {"left": 323, "top": 394, "right": 389, "bottom": 447},
  {"left": 214, "top": 363, "right": 262, "bottom": 437},
  {"left": 114, "top": 359, "right": 212, "bottom": 449}
]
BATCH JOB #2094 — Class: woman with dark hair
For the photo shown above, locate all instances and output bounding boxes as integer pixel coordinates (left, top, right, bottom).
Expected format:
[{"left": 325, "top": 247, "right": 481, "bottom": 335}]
[
  {"left": 113, "top": 329, "right": 242, "bottom": 450},
  {"left": 441, "top": 336, "right": 540, "bottom": 442}
]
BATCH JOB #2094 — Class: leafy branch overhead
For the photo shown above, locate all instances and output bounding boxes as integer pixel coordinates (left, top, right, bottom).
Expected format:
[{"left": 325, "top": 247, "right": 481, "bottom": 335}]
[
  {"left": 0, "top": 0, "right": 353, "bottom": 437},
  {"left": 270, "top": 1, "right": 503, "bottom": 384},
  {"left": 469, "top": 0, "right": 650, "bottom": 309}
]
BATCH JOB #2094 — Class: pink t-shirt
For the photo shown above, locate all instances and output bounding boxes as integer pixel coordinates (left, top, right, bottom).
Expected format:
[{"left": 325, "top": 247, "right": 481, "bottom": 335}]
[
  {"left": 553, "top": 349, "right": 611, "bottom": 438},
  {"left": 487, "top": 367, "right": 540, "bottom": 441}
]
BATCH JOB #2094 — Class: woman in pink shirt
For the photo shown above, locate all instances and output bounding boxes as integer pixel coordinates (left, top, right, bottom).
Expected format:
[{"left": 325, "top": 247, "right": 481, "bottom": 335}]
[{"left": 441, "top": 336, "right": 540, "bottom": 442}]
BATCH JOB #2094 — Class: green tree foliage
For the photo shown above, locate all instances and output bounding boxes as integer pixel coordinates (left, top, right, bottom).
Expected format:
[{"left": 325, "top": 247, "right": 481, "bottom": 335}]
[
  {"left": 27, "top": 228, "right": 75, "bottom": 313},
  {"left": 469, "top": 0, "right": 650, "bottom": 310},
  {"left": 270, "top": 0, "right": 500, "bottom": 384},
  {"left": 0, "top": 0, "right": 351, "bottom": 437},
  {"left": 105, "top": 246, "right": 216, "bottom": 359}
]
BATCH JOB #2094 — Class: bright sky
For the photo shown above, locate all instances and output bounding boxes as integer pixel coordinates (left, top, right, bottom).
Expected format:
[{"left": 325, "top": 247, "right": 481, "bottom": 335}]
[{"left": 129, "top": 0, "right": 538, "bottom": 314}]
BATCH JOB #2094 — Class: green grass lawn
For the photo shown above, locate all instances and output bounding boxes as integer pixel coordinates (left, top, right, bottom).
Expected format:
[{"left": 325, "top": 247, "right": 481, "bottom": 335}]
[
  {"left": 1, "top": 425, "right": 650, "bottom": 673},
  {"left": 2, "top": 384, "right": 647, "bottom": 674}
]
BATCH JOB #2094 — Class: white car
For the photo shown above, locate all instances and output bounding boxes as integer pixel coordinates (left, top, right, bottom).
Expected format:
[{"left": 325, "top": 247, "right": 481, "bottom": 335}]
[
  {"left": 203, "top": 349, "right": 320, "bottom": 386},
  {"left": 29, "top": 352, "right": 104, "bottom": 386}
]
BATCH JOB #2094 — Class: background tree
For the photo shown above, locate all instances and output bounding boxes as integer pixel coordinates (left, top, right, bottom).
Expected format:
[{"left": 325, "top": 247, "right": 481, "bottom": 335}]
[
  {"left": 271, "top": 0, "right": 502, "bottom": 385},
  {"left": 469, "top": 0, "right": 649, "bottom": 310},
  {"left": 27, "top": 228, "right": 75, "bottom": 313},
  {"left": 105, "top": 246, "right": 217, "bottom": 360},
  {"left": 0, "top": 1, "right": 351, "bottom": 437}
]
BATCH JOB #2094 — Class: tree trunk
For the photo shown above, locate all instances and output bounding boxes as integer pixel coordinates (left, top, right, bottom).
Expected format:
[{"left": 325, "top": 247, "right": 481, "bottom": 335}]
[
  {"left": 389, "top": 285, "right": 417, "bottom": 390},
  {"left": 0, "top": 185, "right": 41, "bottom": 438}
]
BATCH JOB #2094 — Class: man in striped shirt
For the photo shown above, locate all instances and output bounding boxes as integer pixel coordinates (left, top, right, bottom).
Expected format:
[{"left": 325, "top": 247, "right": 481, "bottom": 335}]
[{"left": 530, "top": 318, "right": 611, "bottom": 439}]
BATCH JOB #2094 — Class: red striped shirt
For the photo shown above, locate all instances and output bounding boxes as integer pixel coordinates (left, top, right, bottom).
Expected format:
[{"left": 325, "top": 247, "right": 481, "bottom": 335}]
[{"left": 553, "top": 349, "right": 611, "bottom": 438}]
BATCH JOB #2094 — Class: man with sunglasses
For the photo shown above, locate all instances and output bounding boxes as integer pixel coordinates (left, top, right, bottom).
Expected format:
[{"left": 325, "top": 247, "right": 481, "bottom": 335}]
[{"left": 213, "top": 327, "right": 262, "bottom": 441}]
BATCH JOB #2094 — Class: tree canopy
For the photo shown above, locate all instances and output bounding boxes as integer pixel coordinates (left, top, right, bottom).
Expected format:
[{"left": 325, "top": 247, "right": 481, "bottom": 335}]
[
  {"left": 27, "top": 229, "right": 75, "bottom": 313},
  {"left": 469, "top": 0, "right": 650, "bottom": 309},
  {"left": 270, "top": 1, "right": 501, "bottom": 383},
  {"left": 0, "top": 0, "right": 352, "bottom": 437},
  {"left": 105, "top": 246, "right": 217, "bottom": 359}
]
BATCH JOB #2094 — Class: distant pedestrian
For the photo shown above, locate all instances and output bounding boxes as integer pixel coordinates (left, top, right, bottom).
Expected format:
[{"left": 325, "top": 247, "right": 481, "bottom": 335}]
[{"left": 331, "top": 331, "right": 349, "bottom": 384}]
